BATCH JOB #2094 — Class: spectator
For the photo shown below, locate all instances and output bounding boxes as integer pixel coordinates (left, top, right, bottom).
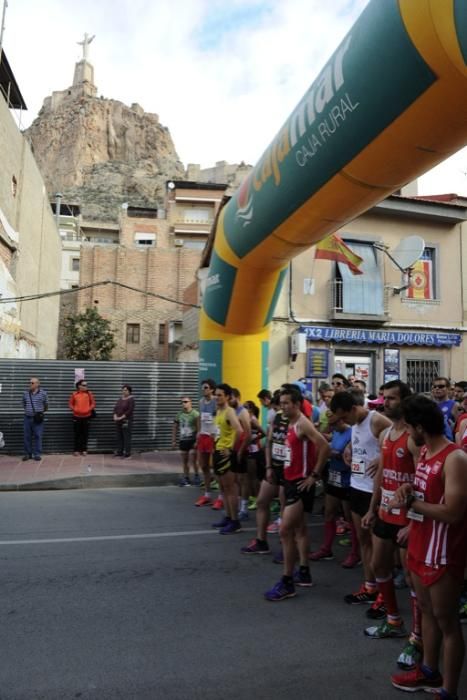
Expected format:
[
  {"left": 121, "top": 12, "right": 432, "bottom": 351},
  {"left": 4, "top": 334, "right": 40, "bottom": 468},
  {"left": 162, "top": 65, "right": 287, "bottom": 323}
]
[
  {"left": 69, "top": 379, "right": 96, "bottom": 456},
  {"left": 22, "top": 376, "right": 48, "bottom": 462},
  {"left": 113, "top": 384, "right": 135, "bottom": 458}
]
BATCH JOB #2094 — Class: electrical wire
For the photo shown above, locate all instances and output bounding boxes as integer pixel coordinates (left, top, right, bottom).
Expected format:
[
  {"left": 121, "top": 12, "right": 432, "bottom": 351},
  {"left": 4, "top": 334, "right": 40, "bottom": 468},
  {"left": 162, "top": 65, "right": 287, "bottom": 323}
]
[{"left": 0, "top": 280, "right": 200, "bottom": 308}]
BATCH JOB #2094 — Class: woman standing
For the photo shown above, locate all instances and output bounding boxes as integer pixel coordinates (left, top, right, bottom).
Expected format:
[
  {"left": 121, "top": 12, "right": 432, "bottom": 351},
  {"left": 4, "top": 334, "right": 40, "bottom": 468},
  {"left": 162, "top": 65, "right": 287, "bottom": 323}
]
[
  {"left": 113, "top": 384, "right": 135, "bottom": 458},
  {"left": 69, "top": 379, "right": 96, "bottom": 456}
]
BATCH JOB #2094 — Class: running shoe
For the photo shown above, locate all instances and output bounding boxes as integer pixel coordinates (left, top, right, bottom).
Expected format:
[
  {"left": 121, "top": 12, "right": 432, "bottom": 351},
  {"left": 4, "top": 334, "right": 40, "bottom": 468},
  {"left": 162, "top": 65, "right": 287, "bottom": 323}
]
[
  {"left": 397, "top": 636, "right": 423, "bottom": 670},
  {"left": 391, "top": 666, "right": 442, "bottom": 693},
  {"left": 344, "top": 584, "right": 378, "bottom": 605},
  {"left": 273, "top": 550, "right": 284, "bottom": 565},
  {"left": 364, "top": 620, "right": 407, "bottom": 639},
  {"left": 393, "top": 567, "right": 407, "bottom": 589},
  {"left": 293, "top": 567, "right": 313, "bottom": 587},
  {"left": 270, "top": 500, "right": 281, "bottom": 515},
  {"left": 241, "top": 538, "right": 271, "bottom": 555},
  {"left": 238, "top": 511, "right": 249, "bottom": 521},
  {"left": 193, "top": 474, "right": 201, "bottom": 487},
  {"left": 211, "top": 497, "right": 224, "bottom": 510},
  {"left": 308, "top": 547, "right": 334, "bottom": 561},
  {"left": 195, "top": 495, "right": 211, "bottom": 507},
  {"left": 220, "top": 520, "right": 242, "bottom": 535},
  {"left": 336, "top": 518, "right": 351, "bottom": 536},
  {"left": 459, "top": 600, "right": 467, "bottom": 624},
  {"left": 247, "top": 497, "right": 257, "bottom": 511},
  {"left": 264, "top": 579, "right": 296, "bottom": 602},
  {"left": 365, "top": 593, "right": 387, "bottom": 619},
  {"left": 178, "top": 476, "right": 190, "bottom": 487},
  {"left": 341, "top": 553, "right": 362, "bottom": 569},
  {"left": 267, "top": 520, "right": 281, "bottom": 535},
  {"left": 212, "top": 516, "right": 230, "bottom": 528},
  {"left": 338, "top": 536, "right": 351, "bottom": 547}
]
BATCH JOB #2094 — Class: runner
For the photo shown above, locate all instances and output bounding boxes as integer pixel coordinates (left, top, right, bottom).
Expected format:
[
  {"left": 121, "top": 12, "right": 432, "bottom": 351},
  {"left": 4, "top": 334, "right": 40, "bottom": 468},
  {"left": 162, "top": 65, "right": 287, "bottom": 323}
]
[
  {"left": 172, "top": 397, "right": 199, "bottom": 486},
  {"left": 241, "top": 400, "right": 289, "bottom": 555},
  {"left": 229, "top": 389, "right": 251, "bottom": 521},
  {"left": 330, "top": 389, "right": 391, "bottom": 606},
  {"left": 264, "top": 387, "right": 330, "bottom": 601},
  {"left": 309, "top": 412, "right": 359, "bottom": 567},
  {"left": 195, "top": 379, "right": 217, "bottom": 506},
  {"left": 361, "top": 380, "right": 421, "bottom": 657},
  {"left": 211, "top": 384, "right": 243, "bottom": 535},
  {"left": 390, "top": 394, "right": 467, "bottom": 699},
  {"left": 432, "top": 377, "right": 456, "bottom": 440},
  {"left": 243, "top": 400, "right": 266, "bottom": 512}
]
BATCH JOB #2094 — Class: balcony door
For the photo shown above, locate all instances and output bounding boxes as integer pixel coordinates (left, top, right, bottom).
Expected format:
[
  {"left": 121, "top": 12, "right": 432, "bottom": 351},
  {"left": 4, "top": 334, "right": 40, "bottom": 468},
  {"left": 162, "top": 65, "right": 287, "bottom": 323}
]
[{"left": 337, "top": 242, "right": 384, "bottom": 315}]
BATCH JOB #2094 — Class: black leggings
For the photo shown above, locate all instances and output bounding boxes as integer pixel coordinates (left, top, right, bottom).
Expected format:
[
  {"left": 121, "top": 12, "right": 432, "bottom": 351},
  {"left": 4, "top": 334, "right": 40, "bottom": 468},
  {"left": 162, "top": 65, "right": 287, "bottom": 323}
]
[{"left": 73, "top": 417, "right": 90, "bottom": 452}]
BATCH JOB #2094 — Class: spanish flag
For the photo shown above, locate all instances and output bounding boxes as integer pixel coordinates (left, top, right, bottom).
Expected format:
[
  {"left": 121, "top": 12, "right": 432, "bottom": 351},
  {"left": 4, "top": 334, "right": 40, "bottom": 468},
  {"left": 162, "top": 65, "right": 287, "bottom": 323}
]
[
  {"left": 315, "top": 234, "right": 364, "bottom": 275},
  {"left": 406, "top": 259, "right": 433, "bottom": 300}
]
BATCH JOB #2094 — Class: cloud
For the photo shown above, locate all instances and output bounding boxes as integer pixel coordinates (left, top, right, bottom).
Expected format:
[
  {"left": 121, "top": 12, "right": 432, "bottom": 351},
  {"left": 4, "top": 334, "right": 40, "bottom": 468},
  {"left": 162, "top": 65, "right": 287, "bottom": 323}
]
[{"left": 4, "top": 0, "right": 466, "bottom": 194}]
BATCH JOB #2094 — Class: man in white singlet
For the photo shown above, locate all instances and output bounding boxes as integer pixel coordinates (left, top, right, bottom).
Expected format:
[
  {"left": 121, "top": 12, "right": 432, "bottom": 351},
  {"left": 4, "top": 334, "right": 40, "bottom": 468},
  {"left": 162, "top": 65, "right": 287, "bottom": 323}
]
[{"left": 330, "top": 388, "right": 391, "bottom": 606}]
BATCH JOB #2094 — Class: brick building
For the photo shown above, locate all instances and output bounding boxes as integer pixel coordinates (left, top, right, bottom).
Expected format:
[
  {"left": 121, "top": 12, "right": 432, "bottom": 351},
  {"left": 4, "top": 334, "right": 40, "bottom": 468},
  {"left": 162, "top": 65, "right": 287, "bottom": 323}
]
[{"left": 77, "top": 181, "right": 227, "bottom": 360}]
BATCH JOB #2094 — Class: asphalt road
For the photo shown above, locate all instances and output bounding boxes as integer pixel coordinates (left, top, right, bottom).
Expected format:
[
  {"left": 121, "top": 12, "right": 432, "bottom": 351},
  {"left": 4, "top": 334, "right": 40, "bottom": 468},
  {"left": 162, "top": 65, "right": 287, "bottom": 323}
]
[{"left": 0, "top": 487, "right": 465, "bottom": 700}]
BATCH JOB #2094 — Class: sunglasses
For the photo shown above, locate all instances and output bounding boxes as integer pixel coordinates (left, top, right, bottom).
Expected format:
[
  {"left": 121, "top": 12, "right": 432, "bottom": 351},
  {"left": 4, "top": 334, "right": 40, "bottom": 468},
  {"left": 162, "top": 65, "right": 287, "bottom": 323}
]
[
  {"left": 202, "top": 385, "right": 210, "bottom": 390},
  {"left": 433, "top": 385, "right": 447, "bottom": 389},
  {"left": 332, "top": 381, "right": 343, "bottom": 386},
  {"left": 182, "top": 400, "right": 190, "bottom": 403}
]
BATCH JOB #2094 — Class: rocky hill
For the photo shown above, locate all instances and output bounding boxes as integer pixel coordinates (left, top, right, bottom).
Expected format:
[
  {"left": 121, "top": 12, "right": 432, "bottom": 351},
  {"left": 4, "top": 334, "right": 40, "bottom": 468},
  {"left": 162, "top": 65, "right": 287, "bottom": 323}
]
[{"left": 25, "top": 74, "right": 184, "bottom": 221}]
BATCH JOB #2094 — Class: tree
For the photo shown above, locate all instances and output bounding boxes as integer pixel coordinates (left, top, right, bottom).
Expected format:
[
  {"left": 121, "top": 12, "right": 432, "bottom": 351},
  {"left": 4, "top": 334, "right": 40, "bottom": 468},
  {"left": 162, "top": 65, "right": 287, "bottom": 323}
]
[{"left": 63, "top": 307, "right": 116, "bottom": 360}]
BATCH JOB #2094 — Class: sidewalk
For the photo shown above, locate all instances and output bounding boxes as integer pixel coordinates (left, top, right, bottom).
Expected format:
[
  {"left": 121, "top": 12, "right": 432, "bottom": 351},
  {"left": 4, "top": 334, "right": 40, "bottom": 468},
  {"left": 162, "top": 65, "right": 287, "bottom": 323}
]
[{"left": 0, "top": 451, "right": 185, "bottom": 491}]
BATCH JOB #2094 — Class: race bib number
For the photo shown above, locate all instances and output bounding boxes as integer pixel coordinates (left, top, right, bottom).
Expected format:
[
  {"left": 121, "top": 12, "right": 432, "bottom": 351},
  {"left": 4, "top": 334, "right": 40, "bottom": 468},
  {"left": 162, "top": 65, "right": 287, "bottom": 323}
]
[
  {"left": 381, "top": 487, "right": 399, "bottom": 514},
  {"left": 248, "top": 444, "right": 259, "bottom": 454},
  {"left": 283, "top": 446, "right": 292, "bottom": 467},
  {"left": 407, "top": 491, "right": 424, "bottom": 522},
  {"left": 180, "top": 426, "right": 192, "bottom": 438},
  {"left": 328, "top": 470, "right": 342, "bottom": 487},
  {"left": 201, "top": 412, "right": 213, "bottom": 424},
  {"left": 351, "top": 460, "right": 365, "bottom": 475},
  {"left": 214, "top": 424, "right": 221, "bottom": 440},
  {"left": 272, "top": 444, "right": 287, "bottom": 461}
]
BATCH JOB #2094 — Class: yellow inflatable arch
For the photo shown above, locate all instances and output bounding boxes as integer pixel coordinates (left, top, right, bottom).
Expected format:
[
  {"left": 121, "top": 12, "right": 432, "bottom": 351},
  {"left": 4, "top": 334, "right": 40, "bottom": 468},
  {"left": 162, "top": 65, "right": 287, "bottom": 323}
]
[{"left": 199, "top": 0, "right": 467, "bottom": 398}]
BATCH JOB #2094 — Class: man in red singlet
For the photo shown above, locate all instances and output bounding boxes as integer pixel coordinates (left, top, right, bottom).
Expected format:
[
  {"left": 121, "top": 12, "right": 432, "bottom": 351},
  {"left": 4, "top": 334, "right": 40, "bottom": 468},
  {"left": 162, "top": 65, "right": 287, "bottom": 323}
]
[
  {"left": 390, "top": 395, "right": 467, "bottom": 700},
  {"left": 361, "top": 381, "right": 421, "bottom": 660},
  {"left": 264, "top": 388, "right": 330, "bottom": 602}
]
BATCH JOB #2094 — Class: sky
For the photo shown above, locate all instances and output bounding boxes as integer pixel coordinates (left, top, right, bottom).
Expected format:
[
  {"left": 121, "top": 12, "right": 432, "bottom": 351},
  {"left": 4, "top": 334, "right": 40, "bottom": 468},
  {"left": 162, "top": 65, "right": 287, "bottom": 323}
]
[{"left": 3, "top": 0, "right": 467, "bottom": 196}]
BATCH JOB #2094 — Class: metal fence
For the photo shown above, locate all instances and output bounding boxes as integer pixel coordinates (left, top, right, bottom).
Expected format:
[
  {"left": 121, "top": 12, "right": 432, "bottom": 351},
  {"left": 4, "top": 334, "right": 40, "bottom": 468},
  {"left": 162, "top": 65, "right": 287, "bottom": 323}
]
[{"left": 0, "top": 360, "right": 199, "bottom": 454}]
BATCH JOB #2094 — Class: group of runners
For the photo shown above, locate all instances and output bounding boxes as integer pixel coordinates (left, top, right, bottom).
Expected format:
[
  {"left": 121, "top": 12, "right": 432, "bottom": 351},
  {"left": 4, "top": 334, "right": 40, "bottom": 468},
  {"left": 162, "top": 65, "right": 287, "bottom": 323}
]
[{"left": 172, "top": 376, "right": 467, "bottom": 699}]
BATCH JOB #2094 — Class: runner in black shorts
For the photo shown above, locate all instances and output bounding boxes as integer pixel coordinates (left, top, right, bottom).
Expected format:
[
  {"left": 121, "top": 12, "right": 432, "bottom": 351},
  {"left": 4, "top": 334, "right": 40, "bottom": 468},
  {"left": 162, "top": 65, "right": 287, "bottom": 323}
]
[
  {"left": 241, "top": 406, "right": 288, "bottom": 555},
  {"left": 310, "top": 413, "right": 358, "bottom": 567},
  {"left": 264, "top": 388, "right": 330, "bottom": 601}
]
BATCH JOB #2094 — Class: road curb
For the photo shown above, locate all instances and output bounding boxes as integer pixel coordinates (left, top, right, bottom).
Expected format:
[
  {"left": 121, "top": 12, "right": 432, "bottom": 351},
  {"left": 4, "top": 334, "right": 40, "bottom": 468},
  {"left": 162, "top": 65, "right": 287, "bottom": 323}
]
[{"left": 0, "top": 472, "right": 181, "bottom": 491}]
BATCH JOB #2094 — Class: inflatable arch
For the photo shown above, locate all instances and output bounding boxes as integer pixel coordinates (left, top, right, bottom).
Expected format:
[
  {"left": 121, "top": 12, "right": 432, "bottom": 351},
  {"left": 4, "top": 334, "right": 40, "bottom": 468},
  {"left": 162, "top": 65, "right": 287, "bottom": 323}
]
[{"left": 199, "top": 0, "right": 467, "bottom": 398}]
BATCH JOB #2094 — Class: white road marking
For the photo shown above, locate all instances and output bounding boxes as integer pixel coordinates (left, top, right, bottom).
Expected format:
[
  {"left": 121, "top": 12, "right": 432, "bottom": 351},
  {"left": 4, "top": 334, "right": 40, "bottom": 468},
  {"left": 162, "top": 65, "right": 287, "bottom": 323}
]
[{"left": 0, "top": 522, "right": 321, "bottom": 546}]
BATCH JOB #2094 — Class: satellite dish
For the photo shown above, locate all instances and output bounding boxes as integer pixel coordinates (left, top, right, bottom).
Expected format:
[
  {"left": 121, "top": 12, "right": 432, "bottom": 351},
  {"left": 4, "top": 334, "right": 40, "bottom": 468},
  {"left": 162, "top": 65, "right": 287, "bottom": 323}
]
[
  {"left": 391, "top": 236, "right": 425, "bottom": 271},
  {"left": 167, "top": 181, "right": 175, "bottom": 190}
]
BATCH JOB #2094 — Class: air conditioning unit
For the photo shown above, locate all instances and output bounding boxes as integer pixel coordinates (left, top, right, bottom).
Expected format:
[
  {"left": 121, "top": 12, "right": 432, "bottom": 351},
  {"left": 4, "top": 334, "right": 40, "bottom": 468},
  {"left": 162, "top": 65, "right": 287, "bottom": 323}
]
[{"left": 174, "top": 239, "right": 184, "bottom": 247}]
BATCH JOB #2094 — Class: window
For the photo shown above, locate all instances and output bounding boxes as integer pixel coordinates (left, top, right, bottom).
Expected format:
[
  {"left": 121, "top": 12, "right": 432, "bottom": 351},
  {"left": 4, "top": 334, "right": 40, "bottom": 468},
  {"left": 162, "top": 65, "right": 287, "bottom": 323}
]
[
  {"left": 126, "top": 323, "right": 141, "bottom": 344},
  {"left": 158, "top": 323, "right": 166, "bottom": 345},
  {"left": 406, "top": 359, "right": 441, "bottom": 393},
  {"left": 181, "top": 239, "right": 205, "bottom": 250},
  {"left": 71, "top": 257, "right": 80, "bottom": 272},
  {"left": 405, "top": 247, "right": 437, "bottom": 301},
  {"left": 181, "top": 207, "right": 212, "bottom": 223},
  {"left": 333, "top": 241, "right": 384, "bottom": 316},
  {"left": 134, "top": 232, "right": 156, "bottom": 247}
]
